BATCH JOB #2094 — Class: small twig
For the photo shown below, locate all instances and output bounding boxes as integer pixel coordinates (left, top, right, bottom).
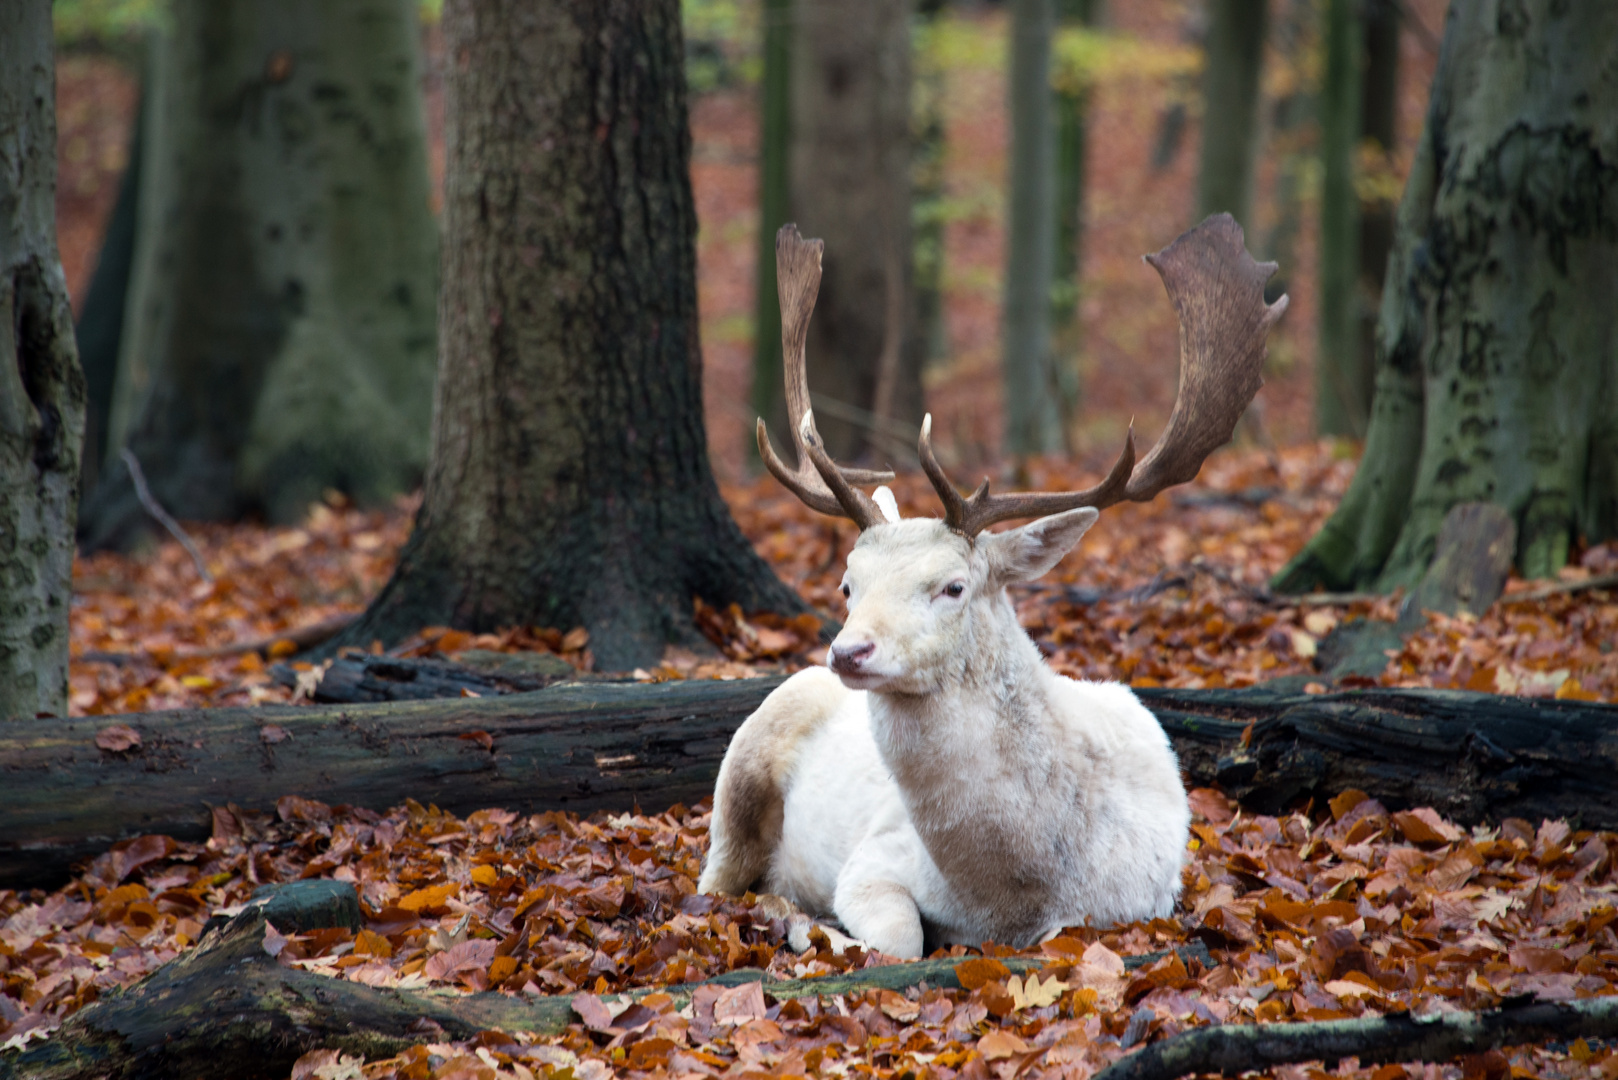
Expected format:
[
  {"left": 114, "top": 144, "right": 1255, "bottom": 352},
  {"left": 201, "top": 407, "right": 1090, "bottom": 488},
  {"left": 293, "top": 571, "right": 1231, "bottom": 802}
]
[
  {"left": 1504, "top": 572, "right": 1618, "bottom": 605},
  {"left": 120, "top": 448, "right": 212, "bottom": 582},
  {"left": 1093, "top": 995, "right": 1618, "bottom": 1080}
]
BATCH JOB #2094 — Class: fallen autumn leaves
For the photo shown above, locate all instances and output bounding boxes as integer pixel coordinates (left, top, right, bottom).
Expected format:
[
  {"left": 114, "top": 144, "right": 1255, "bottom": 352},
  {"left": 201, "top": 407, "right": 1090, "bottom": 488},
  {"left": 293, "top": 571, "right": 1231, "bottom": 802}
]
[{"left": 4, "top": 783, "right": 1617, "bottom": 1079}]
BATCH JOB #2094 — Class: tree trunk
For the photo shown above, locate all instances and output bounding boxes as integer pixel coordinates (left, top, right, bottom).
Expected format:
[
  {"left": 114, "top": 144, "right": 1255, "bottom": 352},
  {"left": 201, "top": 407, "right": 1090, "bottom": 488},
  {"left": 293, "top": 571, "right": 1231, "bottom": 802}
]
[
  {"left": 1049, "top": 0, "right": 1103, "bottom": 428},
  {"left": 76, "top": 0, "right": 439, "bottom": 549},
  {"left": 1196, "top": 0, "right": 1268, "bottom": 230},
  {"left": 1002, "top": 0, "right": 1065, "bottom": 456},
  {"left": 1314, "top": 0, "right": 1366, "bottom": 436},
  {"left": 73, "top": 78, "right": 143, "bottom": 502},
  {"left": 912, "top": 0, "right": 951, "bottom": 374},
  {"left": 748, "top": 0, "right": 793, "bottom": 461},
  {"left": 1352, "top": 0, "right": 1401, "bottom": 425},
  {"left": 333, "top": 0, "right": 816, "bottom": 673},
  {"left": 7, "top": 678, "right": 1617, "bottom": 890},
  {"left": 788, "top": 0, "right": 921, "bottom": 460},
  {"left": 0, "top": 1, "right": 87, "bottom": 722},
  {"left": 1276, "top": 1, "right": 1618, "bottom": 593}
]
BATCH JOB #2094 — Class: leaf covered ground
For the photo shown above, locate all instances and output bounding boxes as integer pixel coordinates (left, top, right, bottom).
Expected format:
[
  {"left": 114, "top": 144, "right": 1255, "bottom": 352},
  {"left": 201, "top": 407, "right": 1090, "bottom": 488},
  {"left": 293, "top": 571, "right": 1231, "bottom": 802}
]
[{"left": 4, "top": 781, "right": 1618, "bottom": 1080}]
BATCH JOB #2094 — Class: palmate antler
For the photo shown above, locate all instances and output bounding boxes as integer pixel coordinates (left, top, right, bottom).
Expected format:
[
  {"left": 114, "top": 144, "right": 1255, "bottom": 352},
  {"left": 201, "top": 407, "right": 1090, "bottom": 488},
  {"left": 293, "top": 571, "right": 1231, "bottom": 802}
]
[{"left": 762, "top": 214, "right": 1289, "bottom": 537}]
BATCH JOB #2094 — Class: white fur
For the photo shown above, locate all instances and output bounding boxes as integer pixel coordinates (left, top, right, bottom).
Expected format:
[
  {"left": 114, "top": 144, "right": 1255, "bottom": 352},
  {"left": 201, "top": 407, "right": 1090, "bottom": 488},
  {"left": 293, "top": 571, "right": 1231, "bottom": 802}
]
[{"left": 699, "top": 510, "right": 1190, "bottom": 957}]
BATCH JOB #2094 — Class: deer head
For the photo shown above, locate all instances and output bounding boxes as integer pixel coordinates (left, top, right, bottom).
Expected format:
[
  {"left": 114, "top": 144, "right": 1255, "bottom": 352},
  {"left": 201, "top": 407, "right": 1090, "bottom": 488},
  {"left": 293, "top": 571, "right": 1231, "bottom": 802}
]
[{"left": 757, "top": 218, "right": 1288, "bottom": 692}]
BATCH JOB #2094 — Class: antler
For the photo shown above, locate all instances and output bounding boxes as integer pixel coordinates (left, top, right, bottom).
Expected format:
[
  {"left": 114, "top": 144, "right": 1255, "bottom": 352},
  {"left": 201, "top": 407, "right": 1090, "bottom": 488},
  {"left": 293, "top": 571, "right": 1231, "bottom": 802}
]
[
  {"left": 922, "top": 213, "right": 1289, "bottom": 537},
  {"left": 757, "top": 225, "right": 895, "bottom": 530}
]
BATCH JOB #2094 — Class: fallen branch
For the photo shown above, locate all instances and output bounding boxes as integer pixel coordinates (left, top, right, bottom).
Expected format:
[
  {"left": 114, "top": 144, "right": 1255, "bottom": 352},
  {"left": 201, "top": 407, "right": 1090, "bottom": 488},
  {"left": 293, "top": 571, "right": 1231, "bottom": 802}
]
[
  {"left": 120, "top": 448, "right": 212, "bottom": 583},
  {"left": 0, "top": 881, "right": 1203, "bottom": 1080},
  {"left": 5, "top": 680, "right": 1617, "bottom": 889},
  {"left": 1094, "top": 997, "right": 1618, "bottom": 1080},
  {"left": 1504, "top": 572, "right": 1618, "bottom": 604}
]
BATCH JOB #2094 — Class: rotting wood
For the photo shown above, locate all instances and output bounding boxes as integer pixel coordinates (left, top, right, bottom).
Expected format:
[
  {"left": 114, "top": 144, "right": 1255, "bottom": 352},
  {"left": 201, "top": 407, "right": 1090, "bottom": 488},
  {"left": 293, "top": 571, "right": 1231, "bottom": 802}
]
[
  {"left": 1093, "top": 996, "right": 1618, "bottom": 1080},
  {"left": 0, "top": 881, "right": 1203, "bottom": 1080},
  {"left": 5, "top": 679, "right": 1617, "bottom": 889}
]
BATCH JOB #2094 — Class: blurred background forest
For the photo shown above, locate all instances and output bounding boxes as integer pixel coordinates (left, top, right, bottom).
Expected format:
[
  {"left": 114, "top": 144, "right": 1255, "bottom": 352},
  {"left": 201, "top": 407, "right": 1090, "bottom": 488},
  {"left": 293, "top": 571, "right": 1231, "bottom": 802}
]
[{"left": 50, "top": 0, "right": 1444, "bottom": 481}]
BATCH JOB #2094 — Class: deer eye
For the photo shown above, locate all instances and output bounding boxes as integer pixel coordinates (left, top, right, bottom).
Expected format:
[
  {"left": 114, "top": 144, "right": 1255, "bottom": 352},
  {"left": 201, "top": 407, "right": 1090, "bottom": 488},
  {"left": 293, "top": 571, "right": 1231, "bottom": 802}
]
[
  {"left": 943, "top": 581, "right": 965, "bottom": 599},
  {"left": 840, "top": 583, "right": 851, "bottom": 599}
]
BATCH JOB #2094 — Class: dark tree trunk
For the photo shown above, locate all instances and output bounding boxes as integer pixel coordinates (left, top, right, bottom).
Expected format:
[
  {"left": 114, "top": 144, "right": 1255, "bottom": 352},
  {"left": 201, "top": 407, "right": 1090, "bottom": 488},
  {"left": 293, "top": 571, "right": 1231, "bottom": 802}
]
[
  {"left": 7, "top": 679, "right": 1617, "bottom": 890},
  {"left": 1353, "top": 0, "right": 1401, "bottom": 423},
  {"left": 749, "top": 0, "right": 794, "bottom": 460},
  {"left": 1002, "top": 0, "right": 1064, "bottom": 456},
  {"left": 335, "top": 0, "right": 817, "bottom": 673},
  {"left": 1049, "top": 0, "right": 1103, "bottom": 427},
  {"left": 73, "top": 81, "right": 142, "bottom": 502},
  {"left": 1277, "top": 1, "right": 1618, "bottom": 592},
  {"left": 0, "top": 0, "right": 87, "bottom": 722},
  {"left": 77, "top": 0, "right": 439, "bottom": 549},
  {"left": 1197, "top": 0, "right": 1268, "bottom": 230},
  {"left": 1314, "top": 0, "right": 1366, "bottom": 436},
  {"left": 789, "top": 0, "right": 921, "bottom": 460}
]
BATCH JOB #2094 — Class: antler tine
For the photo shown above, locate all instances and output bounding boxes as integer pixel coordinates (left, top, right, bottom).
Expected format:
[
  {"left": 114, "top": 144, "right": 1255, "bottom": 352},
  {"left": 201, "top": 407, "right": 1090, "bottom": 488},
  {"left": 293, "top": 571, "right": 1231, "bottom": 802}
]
[
  {"left": 756, "top": 224, "right": 894, "bottom": 529},
  {"left": 920, "top": 214, "right": 1286, "bottom": 538}
]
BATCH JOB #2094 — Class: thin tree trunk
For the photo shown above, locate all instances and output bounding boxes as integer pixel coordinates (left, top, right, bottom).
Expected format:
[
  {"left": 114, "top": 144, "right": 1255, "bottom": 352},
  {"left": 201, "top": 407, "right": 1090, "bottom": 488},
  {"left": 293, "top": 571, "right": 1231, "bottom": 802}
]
[
  {"left": 789, "top": 0, "right": 920, "bottom": 459},
  {"left": 912, "top": 0, "right": 950, "bottom": 374},
  {"left": 1196, "top": 0, "right": 1268, "bottom": 230},
  {"left": 1353, "top": 0, "right": 1401, "bottom": 425},
  {"left": 749, "top": 0, "right": 793, "bottom": 462},
  {"left": 0, "top": 0, "right": 87, "bottom": 722},
  {"left": 1277, "top": 0, "right": 1618, "bottom": 592},
  {"left": 1003, "top": 0, "right": 1064, "bottom": 456},
  {"left": 1049, "top": 0, "right": 1103, "bottom": 428},
  {"left": 1314, "top": 0, "right": 1365, "bottom": 436},
  {"left": 78, "top": 0, "right": 439, "bottom": 548},
  {"left": 335, "top": 0, "right": 817, "bottom": 673}
]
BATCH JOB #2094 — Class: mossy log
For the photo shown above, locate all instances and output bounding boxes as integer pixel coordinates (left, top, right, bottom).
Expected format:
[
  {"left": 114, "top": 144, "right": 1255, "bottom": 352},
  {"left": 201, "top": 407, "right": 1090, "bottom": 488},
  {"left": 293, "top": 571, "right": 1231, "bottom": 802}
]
[
  {"left": 0, "top": 881, "right": 1200, "bottom": 1080},
  {"left": 5, "top": 679, "right": 1618, "bottom": 888}
]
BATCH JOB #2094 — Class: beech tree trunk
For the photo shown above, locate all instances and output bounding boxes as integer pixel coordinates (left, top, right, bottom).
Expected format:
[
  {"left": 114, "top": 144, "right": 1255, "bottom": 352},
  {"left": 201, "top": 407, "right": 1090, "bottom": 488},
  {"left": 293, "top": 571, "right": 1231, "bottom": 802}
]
[
  {"left": 749, "top": 0, "right": 794, "bottom": 457},
  {"left": 1314, "top": 0, "right": 1365, "bottom": 437},
  {"left": 1197, "top": 0, "right": 1268, "bottom": 230},
  {"left": 1277, "top": 1, "right": 1618, "bottom": 592},
  {"left": 788, "top": 0, "right": 921, "bottom": 460},
  {"left": 1049, "top": 0, "right": 1103, "bottom": 427},
  {"left": 0, "top": 1, "right": 86, "bottom": 722},
  {"left": 335, "top": 0, "right": 816, "bottom": 672},
  {"left": 76, "top": 0, "right": 438, "bottom": 548}
]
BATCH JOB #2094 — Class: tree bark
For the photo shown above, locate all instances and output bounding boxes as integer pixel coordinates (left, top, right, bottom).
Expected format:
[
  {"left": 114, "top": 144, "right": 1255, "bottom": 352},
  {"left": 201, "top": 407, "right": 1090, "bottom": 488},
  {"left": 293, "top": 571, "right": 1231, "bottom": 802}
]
[
  {"left": 1049, "top": 0, "right": 1103, "bottom": 429},
  {"left": 0, "top": 0, "right": 87, "bottom": 722},
  {"left": 749, "top": 0, "right": 795, "bottom": 460},
  {"left": 1277, "top": 1, "right": 1618, "bottom": 592},
  {"left": 6, "top": 679, "right": 1617, "bottom": 890},
  {"left": 334, "top": 0, "right": 818, "bottom": 673},
  {"left": 1197, "top": 0, "right": 1268, "bottom": 231},
  {"left": 788, "top": 0, "right": 921, "bottom": 460},
  {"left": 76, "top": 0, "right": 439, "bottom": 548},
  {"left": 1314, "top": 0, "right": 1366, "bottom": 437},
  {"left": 0, "top": 880, "right": 1201, "bottom": 1080},
  {"left": 1002, "top": 0, "right": 1065, "bottom": 456}
]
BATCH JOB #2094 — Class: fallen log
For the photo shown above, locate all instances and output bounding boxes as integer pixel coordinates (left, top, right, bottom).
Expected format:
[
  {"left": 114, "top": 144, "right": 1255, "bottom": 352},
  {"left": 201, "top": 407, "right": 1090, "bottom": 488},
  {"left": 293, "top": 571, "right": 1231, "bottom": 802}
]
[
  {"left": 0, "top": 880, "right": 1201, "bottom": 1080},
  {"left": 5, "top": 679, "right": 1617, "bottom": 889},
  {"left": 1094, "top": 996, "right": 1618, "bottom": 1080}
]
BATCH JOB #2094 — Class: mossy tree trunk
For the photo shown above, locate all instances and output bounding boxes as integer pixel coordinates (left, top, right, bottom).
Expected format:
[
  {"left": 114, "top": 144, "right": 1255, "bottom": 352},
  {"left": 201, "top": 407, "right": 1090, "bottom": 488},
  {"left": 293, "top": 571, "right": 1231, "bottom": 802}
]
[
  {"left": 77, "top": 0, "right": 438, "bottom": 549},
  {"left": 1197, "top": 0, "right": 1268, "bottom": 230},
  {"left": 788, "top": 0, "right": 921, "bottom": 460},
  {"left": 1276, "top": 0, "right": 1618, "bottom": 593},
  {"left": 1314, "top": 0, "right": 1365, "bottom": 436},
  {"left": 1049, "top": 0, "right": 1102, "bottom": 429},
  {"left": 335, "top": 0, "right": 817, "bottom": 673},
  {"left": 0, "top": 0, "right": 87, "bottom": 721}
]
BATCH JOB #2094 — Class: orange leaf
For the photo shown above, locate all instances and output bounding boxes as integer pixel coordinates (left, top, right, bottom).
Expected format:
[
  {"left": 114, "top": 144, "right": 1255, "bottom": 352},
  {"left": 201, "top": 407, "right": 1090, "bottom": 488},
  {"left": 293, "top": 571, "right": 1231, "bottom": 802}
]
[
  {"left": 1392, "top": 808, "right": 1461, "bottom": 847},
  {"left": 954, "top": 957, "right": 1012, "bottom": 990},
  {"left": 978, "top": 1031, "right": 1030, "bottom": 1061},
  {"left": 96, "top": 723, "right": 142, "bottom": 752},
  {"left": 397, "top": 883, "right": 458, "bottom": 912},
  {"left": 1328, "top": 789, "right": 1368, "bottom": 821}
]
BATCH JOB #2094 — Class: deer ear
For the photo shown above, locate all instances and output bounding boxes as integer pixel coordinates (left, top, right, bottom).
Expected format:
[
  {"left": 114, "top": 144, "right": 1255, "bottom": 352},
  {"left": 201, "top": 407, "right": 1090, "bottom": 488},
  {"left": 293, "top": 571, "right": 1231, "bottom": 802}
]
[{"left": 984, "top": 507, "right": 1100, "bottom": 585}]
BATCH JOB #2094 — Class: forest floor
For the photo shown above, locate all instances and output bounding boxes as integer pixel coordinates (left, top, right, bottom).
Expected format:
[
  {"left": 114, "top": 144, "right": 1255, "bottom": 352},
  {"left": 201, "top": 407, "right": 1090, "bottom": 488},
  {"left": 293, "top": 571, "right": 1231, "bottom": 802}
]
[{"left": 25, "top": 3, "right": 1618, "bottom": 1078}]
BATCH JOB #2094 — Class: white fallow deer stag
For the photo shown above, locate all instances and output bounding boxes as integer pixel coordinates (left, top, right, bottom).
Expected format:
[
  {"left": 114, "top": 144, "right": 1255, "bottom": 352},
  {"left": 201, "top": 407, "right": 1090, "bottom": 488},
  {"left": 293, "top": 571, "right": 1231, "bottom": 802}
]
[{"left": 698, "top": 215, "right": 1288, "bottom": 958}]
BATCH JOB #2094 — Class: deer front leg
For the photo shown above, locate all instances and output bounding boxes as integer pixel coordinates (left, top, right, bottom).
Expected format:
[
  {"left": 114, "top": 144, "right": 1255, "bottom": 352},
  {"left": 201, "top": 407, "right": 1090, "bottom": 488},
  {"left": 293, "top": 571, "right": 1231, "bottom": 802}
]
[{"left": 833, "top": 832, "right": 928, "bottom": 959}]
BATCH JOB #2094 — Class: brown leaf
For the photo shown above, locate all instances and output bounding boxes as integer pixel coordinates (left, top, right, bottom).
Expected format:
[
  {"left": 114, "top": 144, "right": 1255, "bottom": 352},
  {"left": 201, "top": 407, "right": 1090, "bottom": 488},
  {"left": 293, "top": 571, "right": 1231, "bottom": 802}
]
[
  {"left": 978, "top": 1030, "right": 1030, "bottom": 1060},
  {"left": 1392, "top": 807, "right": 1462, "bottom": 847},
  {"left": 954, "top": 957, "right": 1012, "bottom": 990},
  {"left": 95, "top": 723, "right": 141, "bottom": 752},
  {"left": 572, "top": 992, "right": 616, "bottom": 1032},
  {"left": 713, "top": 980, "right": 767, "bottom": 1024},
  {"left": 259, "top": 723, "right": 290, "bottom": 744}
]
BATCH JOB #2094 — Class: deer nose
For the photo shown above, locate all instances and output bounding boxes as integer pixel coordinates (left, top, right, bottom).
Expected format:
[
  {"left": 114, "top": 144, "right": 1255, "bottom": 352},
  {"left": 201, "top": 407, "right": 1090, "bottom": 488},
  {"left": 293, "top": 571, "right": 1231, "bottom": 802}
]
[{"left": 829, "top": 640, "right": 875, "bottom": 674}]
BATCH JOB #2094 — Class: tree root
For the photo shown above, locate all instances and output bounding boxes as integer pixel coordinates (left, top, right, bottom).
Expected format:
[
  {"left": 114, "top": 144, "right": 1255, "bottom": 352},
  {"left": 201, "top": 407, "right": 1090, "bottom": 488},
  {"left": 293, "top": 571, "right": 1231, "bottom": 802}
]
[{"left": 1096, "top": 997, "right": 1618, "bottom": 1080}]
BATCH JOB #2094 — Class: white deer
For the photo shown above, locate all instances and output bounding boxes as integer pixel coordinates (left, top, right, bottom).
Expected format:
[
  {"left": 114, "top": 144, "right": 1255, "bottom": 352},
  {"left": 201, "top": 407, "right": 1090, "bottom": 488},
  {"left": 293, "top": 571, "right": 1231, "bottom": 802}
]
[{"left": 698, "top": 217, "right": 1288, "bottom": 958}]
